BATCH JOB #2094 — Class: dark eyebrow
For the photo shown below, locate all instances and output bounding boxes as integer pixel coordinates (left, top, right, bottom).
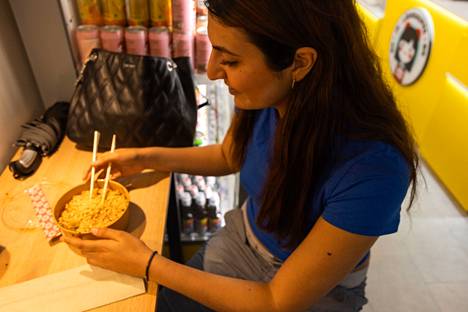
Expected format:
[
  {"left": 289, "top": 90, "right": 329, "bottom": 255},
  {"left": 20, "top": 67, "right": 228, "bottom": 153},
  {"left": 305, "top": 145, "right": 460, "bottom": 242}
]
[{"left": 212, "top": 45, "right": 240, "bottom": 57}]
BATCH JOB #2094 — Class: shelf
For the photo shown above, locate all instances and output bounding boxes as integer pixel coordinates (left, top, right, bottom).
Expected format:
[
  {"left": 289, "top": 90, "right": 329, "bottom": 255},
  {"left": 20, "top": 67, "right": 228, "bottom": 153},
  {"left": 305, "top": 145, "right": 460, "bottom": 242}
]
[
  {"left": 164, "top": 233, "right": 212, "bottom": 243},
  {"left": 181, "top": 232, "right": 212, "bottom": 242}
]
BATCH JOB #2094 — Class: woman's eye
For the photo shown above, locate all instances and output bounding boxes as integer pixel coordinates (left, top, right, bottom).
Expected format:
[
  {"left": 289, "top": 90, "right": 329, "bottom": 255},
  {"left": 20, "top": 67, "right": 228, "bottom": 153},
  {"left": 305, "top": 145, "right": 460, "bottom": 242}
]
[{"left": 220, "top": 60, "right": 238, "bottom": 67}]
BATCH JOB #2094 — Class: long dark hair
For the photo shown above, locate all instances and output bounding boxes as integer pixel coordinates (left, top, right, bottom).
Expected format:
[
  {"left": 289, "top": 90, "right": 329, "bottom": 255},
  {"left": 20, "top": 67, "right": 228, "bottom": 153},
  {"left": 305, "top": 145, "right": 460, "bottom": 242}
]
[{"left": 206, "top": 0, "right": 419, "bottom": 249}]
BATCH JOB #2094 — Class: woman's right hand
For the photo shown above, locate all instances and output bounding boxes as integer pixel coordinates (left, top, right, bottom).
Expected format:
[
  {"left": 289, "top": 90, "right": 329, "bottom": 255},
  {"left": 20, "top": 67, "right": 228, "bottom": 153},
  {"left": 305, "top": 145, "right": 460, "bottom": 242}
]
[{"left": 83, "top": 148, "right": 146, "bottom": 181}]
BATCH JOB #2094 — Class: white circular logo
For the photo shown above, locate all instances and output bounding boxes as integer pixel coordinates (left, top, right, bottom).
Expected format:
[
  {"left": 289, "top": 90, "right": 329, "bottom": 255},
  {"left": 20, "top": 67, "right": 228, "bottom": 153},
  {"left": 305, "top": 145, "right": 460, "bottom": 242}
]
[{"left": 389, "top": 8, "right": 434, "bottom": 86}]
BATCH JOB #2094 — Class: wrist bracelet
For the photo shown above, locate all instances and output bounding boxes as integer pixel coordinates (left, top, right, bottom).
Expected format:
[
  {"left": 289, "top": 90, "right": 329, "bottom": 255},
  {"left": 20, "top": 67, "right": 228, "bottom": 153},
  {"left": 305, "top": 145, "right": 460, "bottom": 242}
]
[{"left": 145, "top": 250, "right": 158, "bottom": 282}]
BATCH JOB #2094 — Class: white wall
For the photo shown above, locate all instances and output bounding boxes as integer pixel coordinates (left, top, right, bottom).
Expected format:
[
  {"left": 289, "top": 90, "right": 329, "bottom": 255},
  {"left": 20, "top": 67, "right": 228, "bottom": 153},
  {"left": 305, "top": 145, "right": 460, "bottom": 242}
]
[
  {"left": 0, "top": 1, "right": 43, "bottom": 171},
  {"left": 9, "top": 0, "right": 76, "bottom": 109}
]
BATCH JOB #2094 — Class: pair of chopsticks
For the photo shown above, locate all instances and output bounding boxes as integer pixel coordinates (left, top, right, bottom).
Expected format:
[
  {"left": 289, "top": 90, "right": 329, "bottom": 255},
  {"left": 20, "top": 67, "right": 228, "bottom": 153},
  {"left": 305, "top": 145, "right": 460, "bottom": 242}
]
[{"left": 89, "top": 131, "right": 116, "bottom": 205}]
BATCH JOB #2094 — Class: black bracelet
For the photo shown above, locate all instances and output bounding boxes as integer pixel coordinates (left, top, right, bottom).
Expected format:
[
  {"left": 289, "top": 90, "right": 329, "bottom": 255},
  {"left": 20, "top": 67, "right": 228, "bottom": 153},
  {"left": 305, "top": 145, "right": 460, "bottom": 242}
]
[{"left": 145, "top": 250, "right": 158, "bottom": 282}]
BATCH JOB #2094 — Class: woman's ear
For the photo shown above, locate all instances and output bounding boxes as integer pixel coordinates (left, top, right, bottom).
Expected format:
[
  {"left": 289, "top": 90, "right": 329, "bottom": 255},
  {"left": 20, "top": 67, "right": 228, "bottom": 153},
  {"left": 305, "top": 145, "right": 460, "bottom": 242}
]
[{"left": 291, "top": 47, "right": 317, "bottom": 82}]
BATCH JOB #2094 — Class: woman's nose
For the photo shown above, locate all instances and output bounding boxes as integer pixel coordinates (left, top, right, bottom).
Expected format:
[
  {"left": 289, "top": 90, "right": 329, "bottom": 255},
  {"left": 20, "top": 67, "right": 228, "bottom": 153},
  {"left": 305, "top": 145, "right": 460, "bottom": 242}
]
[{"left": 206, "top": 53, "right": 225, "bottom": 81}]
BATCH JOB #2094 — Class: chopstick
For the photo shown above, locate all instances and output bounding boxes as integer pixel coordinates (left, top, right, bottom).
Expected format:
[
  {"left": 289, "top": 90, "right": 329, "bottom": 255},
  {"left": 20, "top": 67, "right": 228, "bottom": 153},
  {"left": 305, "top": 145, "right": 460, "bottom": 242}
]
[
  {"left": 89, "top": 131, "right": 100, "bottom": 200},
  {"left": 100, "top": 134, "right": 116, "bottom": 205}
]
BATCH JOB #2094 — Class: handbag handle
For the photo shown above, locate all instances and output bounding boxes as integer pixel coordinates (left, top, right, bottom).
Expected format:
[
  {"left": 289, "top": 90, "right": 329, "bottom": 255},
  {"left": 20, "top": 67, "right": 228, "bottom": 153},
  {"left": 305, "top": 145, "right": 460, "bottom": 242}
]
[{"left": 75, "top": 52, "right": 98, "bottom": 87}]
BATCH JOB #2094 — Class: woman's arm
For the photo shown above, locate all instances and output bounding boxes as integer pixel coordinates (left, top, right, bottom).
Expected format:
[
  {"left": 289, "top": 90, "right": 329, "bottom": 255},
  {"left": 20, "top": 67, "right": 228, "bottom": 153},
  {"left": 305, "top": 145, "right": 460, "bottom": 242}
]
[
  {"left": 139, "top": 125, "right": 238, "bottom": 176},
  {"left": 87, "top": 123, "right": 239, "bottom": 178},
  {"left": 151, "top": 217, "right": 377, "bottom": 311},
  {"left": 65, "top": 217, "right": 376, "bottom": 312}
]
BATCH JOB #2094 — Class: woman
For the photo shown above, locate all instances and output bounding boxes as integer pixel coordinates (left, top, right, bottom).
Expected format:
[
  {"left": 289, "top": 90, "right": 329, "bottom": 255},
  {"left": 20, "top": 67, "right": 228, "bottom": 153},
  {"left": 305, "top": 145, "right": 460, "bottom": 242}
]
[{"left": 64, "top": 0, "right": 418, "bottom": 311}]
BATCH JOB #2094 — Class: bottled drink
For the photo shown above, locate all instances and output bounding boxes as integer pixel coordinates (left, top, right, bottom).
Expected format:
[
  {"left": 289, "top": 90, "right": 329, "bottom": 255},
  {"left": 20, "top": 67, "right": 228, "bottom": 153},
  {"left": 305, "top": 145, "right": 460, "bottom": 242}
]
[
  {"left": 193, "top": 175, "right": 205, "bottom": 184},
  {"left": 172, "top": 0, "right": 194, "bottom": 34},
  {"left": 149, "top": 0, "right": 172, "bottom": 28},
  {"left": 193, "top": 192, "right": 207, "bottom": 236},
  {"left": 180, "top": 174, "right": 192, "bottom": 191},
  {"left": 195, "top": 0, "right": 208, "bottom": 16},
  {"left": 100, "top": 25, "right": 124, "bottom": 52},
  {"left": 125, "top": 26, "right": 148, "bottom": 55},
  {"left": 149, "top": 26, "right": 171, "bottom": 57},
  {"left": 182, "top": 212, "right": 194, "bottom": 236},
  {"left": 172, "top": 32, "right": 194, "bottom": 67},
  {"left": 76, "top": 0, "right": 102, "bottom": 25},
  {"left": 101, "top": 0, "right": 126, "bottom": 26},
  {"left": 197, "top": 179, "right": 206, "bottom": 192},
  {"left": 175, "top": 184, "right": 185, "bottom": 198},
  {"left": 76, "top": 25, "right": 101, "bottom": 64},
  {"left": 179, "top": 191, "right": 192, "bottom": 213},
  {"left": 193, "top": 175, "right": 206, "bottom": 191},
  {"left": 126, "top": 0, "right": 149, "bottom": 26},
  {"left": 195, "top": 15, "right": 211, "bottom": 73},
  {"left": 209, "top": 212, "right": 222, "bottom": 233},
  {"left": 187, "top": 184, "right": 199, "bottom": 198},
  {"left": 206, "top": 176, "right": 217, "bottom": 189},
  {"left": 179, "top": 192, "right": 194, "bottom": 235},
  {"left": 179, "top": 173, "right": 189, "bottom": 180},
  {"left": 207, "top": 192, "right": 220, "bottom": 232},
  {"left": 204, "top": 185, "right": 213, "bottom": 201}
]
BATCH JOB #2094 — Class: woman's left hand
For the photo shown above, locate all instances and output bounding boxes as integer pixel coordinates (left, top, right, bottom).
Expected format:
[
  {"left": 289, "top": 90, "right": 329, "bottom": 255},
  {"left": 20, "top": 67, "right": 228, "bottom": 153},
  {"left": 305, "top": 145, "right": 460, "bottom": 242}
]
[{"left": 62, "top": 228, "right": 153, "bottom": 278}]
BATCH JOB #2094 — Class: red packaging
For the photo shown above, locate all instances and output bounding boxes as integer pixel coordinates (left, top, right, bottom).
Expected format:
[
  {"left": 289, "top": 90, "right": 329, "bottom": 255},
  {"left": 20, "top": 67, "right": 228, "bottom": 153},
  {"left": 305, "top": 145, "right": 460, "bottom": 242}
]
[
  {"left": 100, "top": 25, "right": 124, "bottom": 53},
  {"left": 173, "top": 32, "right": 194, "bottom": 67},
  {"left": 195, "top": 32, "right": 211, "bottom": 73},
  {"left": 76, "top": 25, "right": 101, "bottom": 63},
  {"left": 149, "top": 26, "right": 171, "bottom": 57},
  {"left": 172, "top": 0, "right": 194, "bottom": 34},
  {"left": 195, "top": 16, "right": 211, "bottom": 72},
  {"left": 125, "top": 26, "right": 148, "bottom": 55}
]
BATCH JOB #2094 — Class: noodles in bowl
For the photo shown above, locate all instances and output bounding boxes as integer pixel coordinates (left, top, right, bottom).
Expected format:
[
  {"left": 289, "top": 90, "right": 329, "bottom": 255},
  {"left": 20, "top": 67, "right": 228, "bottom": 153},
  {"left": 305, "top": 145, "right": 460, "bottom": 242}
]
[{"left": 54, "top": 180, "right": 130, "bottom": 236}]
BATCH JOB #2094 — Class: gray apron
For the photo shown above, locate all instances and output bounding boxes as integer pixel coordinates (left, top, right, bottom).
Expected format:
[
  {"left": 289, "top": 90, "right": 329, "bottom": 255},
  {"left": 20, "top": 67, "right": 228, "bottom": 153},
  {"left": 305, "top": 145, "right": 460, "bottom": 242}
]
[{"left": 203, "top": 205, "right": 368, "bottom": 312}]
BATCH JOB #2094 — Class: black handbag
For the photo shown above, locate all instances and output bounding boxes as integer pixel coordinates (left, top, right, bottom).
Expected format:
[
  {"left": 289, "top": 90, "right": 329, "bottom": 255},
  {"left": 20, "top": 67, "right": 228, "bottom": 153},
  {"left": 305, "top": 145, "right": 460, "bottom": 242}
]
[{"left": 67, "top": 49, "right": 197, "bottom": 150}]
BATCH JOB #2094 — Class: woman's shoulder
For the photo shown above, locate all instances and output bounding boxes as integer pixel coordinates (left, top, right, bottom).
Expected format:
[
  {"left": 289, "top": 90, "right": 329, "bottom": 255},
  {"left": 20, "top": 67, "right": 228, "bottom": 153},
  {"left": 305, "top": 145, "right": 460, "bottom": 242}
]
[
  {"left": 321, "top": 140, "right": 411, "bottom": 236},
  {"left": 325, "top": 139, "right": 411, "bottom": 195},
  {"left": 336, "top": 140, "right": 409, "bottom": 174}
]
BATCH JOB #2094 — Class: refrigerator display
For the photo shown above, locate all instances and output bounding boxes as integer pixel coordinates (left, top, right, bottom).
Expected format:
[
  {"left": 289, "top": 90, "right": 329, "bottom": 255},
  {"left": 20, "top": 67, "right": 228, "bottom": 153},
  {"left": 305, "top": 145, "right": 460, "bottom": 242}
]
[{"left": 175, "top": 75, "right": 237, "bottom": 242}]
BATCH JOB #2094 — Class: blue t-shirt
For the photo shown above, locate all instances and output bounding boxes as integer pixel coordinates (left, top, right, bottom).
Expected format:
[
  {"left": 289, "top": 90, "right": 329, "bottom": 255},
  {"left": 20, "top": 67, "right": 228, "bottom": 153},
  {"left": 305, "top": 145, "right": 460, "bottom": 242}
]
[{"left": 240, "top": 108, "right": 410, "bottom": 261}]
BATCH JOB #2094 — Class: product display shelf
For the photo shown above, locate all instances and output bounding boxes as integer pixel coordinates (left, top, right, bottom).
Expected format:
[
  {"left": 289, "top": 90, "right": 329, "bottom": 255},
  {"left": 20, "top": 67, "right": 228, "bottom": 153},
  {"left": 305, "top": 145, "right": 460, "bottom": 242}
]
[{"left": 174, "top": 75, "right": 237, "bottom": 243}]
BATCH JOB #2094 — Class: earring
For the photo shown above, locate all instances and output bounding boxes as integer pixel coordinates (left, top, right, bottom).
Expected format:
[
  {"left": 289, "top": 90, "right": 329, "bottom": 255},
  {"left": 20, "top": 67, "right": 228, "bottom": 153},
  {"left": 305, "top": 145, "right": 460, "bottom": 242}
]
[{"left": 291, "top": 79, "right": 296, "bottom": 89}]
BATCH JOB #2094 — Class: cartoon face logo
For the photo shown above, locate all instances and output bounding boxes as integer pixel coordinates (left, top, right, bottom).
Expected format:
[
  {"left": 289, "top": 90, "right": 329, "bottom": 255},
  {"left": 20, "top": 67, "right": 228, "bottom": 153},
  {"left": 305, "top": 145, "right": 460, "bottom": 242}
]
[
  {"left": 389, "top": 8, "right": 434, "bottom": 86},
  {"left": 396, "top": 24, "right": 419, "bottom": 67}
]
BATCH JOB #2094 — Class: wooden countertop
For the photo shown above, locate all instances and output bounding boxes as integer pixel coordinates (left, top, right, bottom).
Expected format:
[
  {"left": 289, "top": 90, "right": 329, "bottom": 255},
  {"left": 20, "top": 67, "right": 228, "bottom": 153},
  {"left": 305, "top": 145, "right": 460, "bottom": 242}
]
[{"left": 0, "top": 138, "right": 170, "bottom": 311}]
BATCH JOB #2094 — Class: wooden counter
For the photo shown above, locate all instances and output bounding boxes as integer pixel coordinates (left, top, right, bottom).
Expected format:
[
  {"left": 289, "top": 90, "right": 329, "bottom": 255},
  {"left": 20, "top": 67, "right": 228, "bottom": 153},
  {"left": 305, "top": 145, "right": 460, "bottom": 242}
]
[{"left": 0, "top": 138, "right": 170, "bottom": 311}]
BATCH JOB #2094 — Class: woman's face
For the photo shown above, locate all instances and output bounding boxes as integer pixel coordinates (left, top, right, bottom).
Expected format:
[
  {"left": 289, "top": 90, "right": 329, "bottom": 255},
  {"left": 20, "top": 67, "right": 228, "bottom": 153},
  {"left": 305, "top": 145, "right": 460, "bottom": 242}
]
[{"left": 206, "top": 15, "right": 292, "bottom": 115}]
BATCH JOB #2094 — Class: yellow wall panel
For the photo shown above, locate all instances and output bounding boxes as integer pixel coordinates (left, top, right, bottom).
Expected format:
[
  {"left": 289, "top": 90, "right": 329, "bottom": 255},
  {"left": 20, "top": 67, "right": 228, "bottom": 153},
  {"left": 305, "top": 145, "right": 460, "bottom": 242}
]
[
  {"left": 358, "top": 0, "right": 468, "bottom": 210},
  {"left": 374, "top": 0, "right": 467, "bottom": 143},
  {"left": 421, "top": 75, "right": 468, "bottom": 210},
  {"left": 446, "top": 31, "right": 468, "bottom": 86}
]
